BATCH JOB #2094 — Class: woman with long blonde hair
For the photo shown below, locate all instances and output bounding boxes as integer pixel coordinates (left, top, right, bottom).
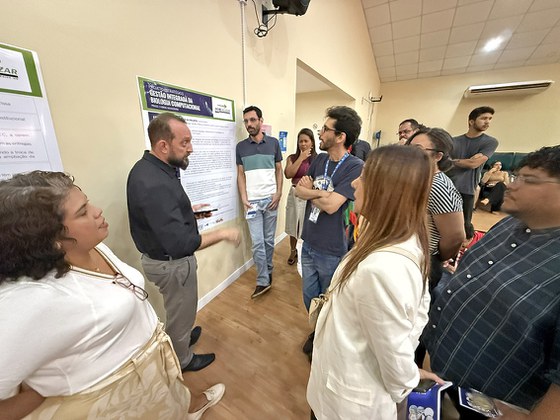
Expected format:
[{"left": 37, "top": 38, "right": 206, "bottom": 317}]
[{"left": 307, "top": 145, "right": 443, "bottom": 419}]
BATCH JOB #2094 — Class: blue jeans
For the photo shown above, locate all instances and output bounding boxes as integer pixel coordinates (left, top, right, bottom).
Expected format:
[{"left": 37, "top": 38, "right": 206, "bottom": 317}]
[
  {"left": 301, "top": 241, "right": 342, "bottom": 311},
  {"left": 247, "top": 197, "right": 278, "bottom": 286}
]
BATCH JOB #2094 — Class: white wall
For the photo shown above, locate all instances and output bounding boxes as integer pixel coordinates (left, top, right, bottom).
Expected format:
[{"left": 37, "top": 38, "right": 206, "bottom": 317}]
[
  {"left": 0, "top": 0, "right": 379, "bottom": 316},
  {"left": 375, "top": 63, "right": 560, "bottom": 152}
]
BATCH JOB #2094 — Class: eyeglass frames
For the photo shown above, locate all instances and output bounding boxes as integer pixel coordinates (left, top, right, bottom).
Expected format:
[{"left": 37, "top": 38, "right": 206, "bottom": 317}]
[
  {"left": 408, "top": 144, "right": 442, "bottom": 153},
  {"left": 113, "top": 276, "right": 149, "bottom": 301},
  {"left": 510, "top": 174, "right": 560, "bottom": 185},
  {"left": 320, "top": 125, "right": 339, "bottom": 134}
]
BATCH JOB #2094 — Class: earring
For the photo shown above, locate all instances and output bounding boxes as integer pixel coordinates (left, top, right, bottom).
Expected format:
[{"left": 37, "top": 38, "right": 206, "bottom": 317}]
[{"left": 54, "top": 241, "right": 62, "bottom": 250}]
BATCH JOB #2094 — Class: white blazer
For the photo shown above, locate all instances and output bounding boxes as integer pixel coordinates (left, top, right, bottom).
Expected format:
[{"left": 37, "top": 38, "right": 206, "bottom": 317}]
[{"left": 307, "top": 236, "right": 430, "bottom": 420}]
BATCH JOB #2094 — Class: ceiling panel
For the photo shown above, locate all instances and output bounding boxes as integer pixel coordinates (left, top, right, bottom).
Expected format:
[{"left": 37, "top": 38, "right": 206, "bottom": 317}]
[{"left": 362, "top": 0, "right": 560, "bottom": 81}]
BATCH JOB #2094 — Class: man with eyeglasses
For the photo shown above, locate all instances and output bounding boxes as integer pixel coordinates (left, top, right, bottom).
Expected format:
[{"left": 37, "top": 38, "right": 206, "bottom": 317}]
[
  {"left": 295, "top": 106, "right": 364, "bottom": 359},
  {"left": 236, "top": 105, "right": 283, "bottom": 299},
  {"left": 127, "top": 113, "right": 241, "bottom": 373},
  {"left": 449, "top": 106, "right": 499, "bottom": 226},
  {"left": 424, "top": 145, "right": 560, "bottom": 419},
  {"left": 397, "top": 118, "right": 422, "bottom": 145}
]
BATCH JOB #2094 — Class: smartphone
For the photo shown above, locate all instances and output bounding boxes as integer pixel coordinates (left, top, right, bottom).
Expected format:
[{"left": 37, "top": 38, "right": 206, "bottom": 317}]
[
  {"left": 193, "top": 207, "right": 218, "bottom": 215},
  {"left": 413, "top": 379, "right": 436, "bottom": 393}
]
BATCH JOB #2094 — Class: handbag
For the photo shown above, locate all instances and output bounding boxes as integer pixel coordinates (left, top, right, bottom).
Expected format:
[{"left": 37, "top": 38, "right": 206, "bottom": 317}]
[
  {"left": 307, "top": 245, "right": 421, "bottom": 329},
  {"left": 308, "top": 291, "right": 332, "bottom": 328}
]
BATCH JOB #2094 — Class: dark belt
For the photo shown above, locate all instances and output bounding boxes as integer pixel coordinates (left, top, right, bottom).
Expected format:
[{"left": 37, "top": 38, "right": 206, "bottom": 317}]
[{"left": 145, "top": 252, "right": 188, "bottom": 261}]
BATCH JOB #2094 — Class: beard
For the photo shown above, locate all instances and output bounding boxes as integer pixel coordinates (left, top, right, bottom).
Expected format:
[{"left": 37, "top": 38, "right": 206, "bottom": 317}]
[
  {"left": 319, "top": 137, "right": 333, "bottom": 151},
  {"left": 168, "top": 154, "right": 190, "bottom": 170}
]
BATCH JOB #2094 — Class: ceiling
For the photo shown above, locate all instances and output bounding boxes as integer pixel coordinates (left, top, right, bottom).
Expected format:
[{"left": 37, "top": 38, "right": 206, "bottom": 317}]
[
  {"left": 296, "top": 66, "right": 333, "bottom": 93},
  {"left": 362, "top": 0, "right": 560, "bottom": 82}
]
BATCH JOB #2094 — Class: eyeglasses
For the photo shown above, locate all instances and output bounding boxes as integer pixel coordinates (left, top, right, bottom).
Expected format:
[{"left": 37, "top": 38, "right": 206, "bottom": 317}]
[
  {"left": 113, "top": 276, "right": 149, "bottom": 301},
  {"left": 510, "top": 174, "right": 560, "bottom": 185},
  {"left": 409, "top": 144, "right": 441, "bottom": 153},
  {"left": 321, "top": 125, "right": 339, "bottom": 134}
]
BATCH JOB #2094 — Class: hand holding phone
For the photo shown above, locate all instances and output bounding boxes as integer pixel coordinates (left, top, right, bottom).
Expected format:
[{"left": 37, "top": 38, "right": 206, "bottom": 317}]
[
  {"left": 193, "top": 205, "right": 218, "bottom": 216},
  {"left": 413, "top": 379, "right": 436, "bottom": 393}
]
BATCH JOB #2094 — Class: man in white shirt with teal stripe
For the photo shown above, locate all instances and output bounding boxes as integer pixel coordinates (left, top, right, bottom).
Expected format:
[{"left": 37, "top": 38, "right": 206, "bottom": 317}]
[{"left": 236, "top": 106, "right": 283, "bottom": 299}]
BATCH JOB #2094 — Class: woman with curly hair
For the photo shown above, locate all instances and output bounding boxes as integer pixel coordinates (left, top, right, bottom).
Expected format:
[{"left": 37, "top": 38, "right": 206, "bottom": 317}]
[{"left": 0, "top": 171, "right": 222, "bottom": 420}]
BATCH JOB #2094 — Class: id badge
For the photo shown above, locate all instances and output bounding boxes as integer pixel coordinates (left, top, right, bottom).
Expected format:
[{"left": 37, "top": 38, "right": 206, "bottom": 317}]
[
  {"left": 308, "top": 205, "right": 320, "bottom": 223},
  {"left": 246, "top": 203, "right": 257, "bottom": 219}
]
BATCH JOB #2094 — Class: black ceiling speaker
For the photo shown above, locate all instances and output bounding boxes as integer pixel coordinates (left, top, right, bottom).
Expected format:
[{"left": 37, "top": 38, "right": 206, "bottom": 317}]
[{"left": 272, "top": 0, "right": 310, "bottom": 16}]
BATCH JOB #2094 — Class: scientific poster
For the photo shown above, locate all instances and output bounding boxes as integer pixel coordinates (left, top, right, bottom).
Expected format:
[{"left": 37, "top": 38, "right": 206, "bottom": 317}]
[
  {"left": 0, "top": 43, "right": 63, "bottom": 180},
  {"left": 137, "top": 76, "right": 237, "bottom": 231}
]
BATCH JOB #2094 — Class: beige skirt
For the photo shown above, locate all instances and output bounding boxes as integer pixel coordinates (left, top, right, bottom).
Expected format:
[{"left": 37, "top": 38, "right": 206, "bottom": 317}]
[
  {"left": 285, "top": 186, "right": 307, "bottom": 239},
  {"left": 24, "top": 323, "right": 191, "bottom": 420}
]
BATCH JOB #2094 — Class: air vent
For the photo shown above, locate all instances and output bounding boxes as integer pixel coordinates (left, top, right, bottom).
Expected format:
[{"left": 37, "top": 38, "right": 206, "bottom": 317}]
[{"left": 464, "top": 80, "right": 554, "bottom": 98}]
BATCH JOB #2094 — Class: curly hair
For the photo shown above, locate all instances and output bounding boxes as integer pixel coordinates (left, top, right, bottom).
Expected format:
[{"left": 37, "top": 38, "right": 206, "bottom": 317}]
[
  {"left": 0, "top": 171, "right": 75, "bottom": 284},
  {"left": 516, "top": 145, "right": 560, "bottom": 178},
  {"left": 326, "top": 106, "right": 362, "bottom": 149}
]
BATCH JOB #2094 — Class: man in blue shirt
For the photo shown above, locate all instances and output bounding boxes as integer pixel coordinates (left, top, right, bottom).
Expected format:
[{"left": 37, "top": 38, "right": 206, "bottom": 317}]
[
  {"left": 425, "top": 146, "right": 560, "bottom": 419},
  {"left": 295, "top": 106, "right": 364, "bottom": 358}
]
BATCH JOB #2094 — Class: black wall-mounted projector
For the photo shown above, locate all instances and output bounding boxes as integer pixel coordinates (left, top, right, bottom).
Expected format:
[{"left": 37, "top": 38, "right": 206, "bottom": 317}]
[{"left": 272, "top": 0, "right": 310, "bottom": 16}]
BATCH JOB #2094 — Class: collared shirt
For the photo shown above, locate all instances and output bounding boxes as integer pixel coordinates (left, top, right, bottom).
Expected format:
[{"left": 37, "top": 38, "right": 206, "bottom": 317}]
[
  {"left": 236, "top": 134, "right": 282, "bottom": 201},
  {"left": 126, "top": 151, "right": 201, "bottom": 260},
  {"left": 424, "top": 216, "right": 560, "bottom": 410}
]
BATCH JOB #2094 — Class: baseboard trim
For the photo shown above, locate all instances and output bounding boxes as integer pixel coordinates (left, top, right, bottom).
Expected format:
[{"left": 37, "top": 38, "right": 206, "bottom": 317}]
[{"left": 197, "top": 232, "right": 287, "bottom": 311}]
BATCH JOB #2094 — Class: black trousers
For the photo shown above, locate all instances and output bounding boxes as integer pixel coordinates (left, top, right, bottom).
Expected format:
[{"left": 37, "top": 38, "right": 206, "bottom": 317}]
[
  {"left": 415, "top": 254, "right": 444, "bottom": 368},
  {"left": 461, "top": 193, "right": 475, "bottom": 226},
  {"left": 481, "top": 182, "right": 506, "bottom": 212}
]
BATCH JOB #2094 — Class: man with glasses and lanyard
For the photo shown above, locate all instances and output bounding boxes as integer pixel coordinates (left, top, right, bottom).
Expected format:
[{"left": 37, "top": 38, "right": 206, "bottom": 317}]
[
  {"left": 295, "top": 106, "right": 364, "bottom": 359},
  {"left": 424, "top": 145, "right": 560, "bottom": 419}
]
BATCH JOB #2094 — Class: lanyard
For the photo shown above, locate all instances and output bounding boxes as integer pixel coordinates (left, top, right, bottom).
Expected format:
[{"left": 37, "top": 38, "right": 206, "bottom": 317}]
[{"left": 323, "top": 152, "right": 349, "bottom": 180}]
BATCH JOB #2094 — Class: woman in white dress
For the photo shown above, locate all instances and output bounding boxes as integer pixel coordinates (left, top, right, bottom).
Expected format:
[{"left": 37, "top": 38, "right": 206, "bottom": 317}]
[
  {"left": 307, "top": 145, "right": 444, "bottom": 419},
  {"left": 0, "top": 171, "right": 223, "bottom": 420}
]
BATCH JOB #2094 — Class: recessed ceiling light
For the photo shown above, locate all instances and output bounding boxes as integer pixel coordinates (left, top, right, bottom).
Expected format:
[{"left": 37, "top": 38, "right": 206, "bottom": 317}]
[{"left": 483, "top": 37, "right": 503, "bottom": 52}]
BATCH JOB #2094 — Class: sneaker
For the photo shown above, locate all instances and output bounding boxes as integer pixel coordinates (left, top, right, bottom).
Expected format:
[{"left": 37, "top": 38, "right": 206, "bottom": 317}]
[
  {"left": 187, "top": 383, "right": 226, "bottom": 420},
  {"left": 251, "top": 284, "right": 271, "bottom": 299}
]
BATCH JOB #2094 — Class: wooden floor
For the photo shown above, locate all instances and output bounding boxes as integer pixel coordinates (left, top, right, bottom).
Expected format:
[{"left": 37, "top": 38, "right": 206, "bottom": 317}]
[
  {"left": 185, "top": 208, "right": 506, "bottom": 419},
  {"left": 471, "top": 206, "right": 507, "bottom": 232},
  {"left": 184, "top": 237, "right": 312, "bottom": 419}
]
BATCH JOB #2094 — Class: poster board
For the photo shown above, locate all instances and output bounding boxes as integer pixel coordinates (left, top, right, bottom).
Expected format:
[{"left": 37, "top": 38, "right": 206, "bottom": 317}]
[
  {"left": 137, "top": 76, "right": 237, "bottom": 231},
  {"left": 0, "top": 43, "right": 63, "bottom": 180}
]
